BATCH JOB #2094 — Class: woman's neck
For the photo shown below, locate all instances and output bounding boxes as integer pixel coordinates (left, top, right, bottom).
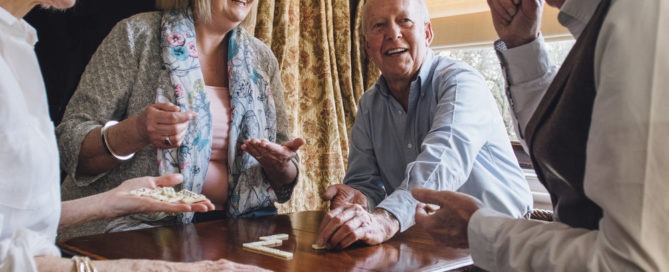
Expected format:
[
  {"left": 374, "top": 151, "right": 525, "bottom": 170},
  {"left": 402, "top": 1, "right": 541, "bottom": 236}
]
[
  {"left": 195, "top": 21, "right": 233, "bottom": 55},
  {"left": 195, "top": 19, "right": 234, "bottom": 87}
]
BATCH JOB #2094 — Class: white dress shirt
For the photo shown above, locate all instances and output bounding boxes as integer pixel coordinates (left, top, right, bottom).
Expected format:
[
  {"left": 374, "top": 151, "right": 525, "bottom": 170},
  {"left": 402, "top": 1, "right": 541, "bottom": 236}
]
[
  {"left": 468, "top": 0, "right": 669, "bottom": 270},
  {"left": 0, "top": 7, "right": 62, "bottom": 272}
]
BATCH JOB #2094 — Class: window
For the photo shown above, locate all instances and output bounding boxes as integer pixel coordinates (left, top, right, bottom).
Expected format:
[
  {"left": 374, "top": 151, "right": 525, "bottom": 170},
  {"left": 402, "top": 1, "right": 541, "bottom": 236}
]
[
  {"left": 433, "top": 39, "right": 575, "bottom": 210},
  {"left": 433, "top": 39, "right": 575, "bottom": 141}
]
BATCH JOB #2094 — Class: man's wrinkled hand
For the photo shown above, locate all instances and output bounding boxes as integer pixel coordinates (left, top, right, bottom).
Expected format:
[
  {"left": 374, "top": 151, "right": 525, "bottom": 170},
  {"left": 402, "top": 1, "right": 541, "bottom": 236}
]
[
  {"left": 412, "top": 187, "right": 482, "bottom": 248},
  {"left": 322, "top": 184, "right": 368, "bottom": 210},
  {"left": 316, "top": 204, "right": 398, "bottom": 249}
]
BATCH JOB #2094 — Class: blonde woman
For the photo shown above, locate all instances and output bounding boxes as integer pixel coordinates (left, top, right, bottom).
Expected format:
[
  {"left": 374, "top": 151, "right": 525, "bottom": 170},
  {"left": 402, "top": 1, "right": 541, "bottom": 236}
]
[{"left": 58, "top": 0, "right": 304, "bottom": 235}]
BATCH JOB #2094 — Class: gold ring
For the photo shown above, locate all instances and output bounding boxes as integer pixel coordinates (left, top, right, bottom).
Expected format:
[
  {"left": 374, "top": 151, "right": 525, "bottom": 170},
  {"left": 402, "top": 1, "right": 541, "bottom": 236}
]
[{"left": 164, "top": 136, "right": 172, "bottom": 146}]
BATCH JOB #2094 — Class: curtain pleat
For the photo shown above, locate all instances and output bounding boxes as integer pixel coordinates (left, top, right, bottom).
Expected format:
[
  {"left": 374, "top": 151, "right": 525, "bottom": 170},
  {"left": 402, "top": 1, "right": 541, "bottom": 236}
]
[{"left": 253, "top": 0, "right": 379, "bottom": 213}]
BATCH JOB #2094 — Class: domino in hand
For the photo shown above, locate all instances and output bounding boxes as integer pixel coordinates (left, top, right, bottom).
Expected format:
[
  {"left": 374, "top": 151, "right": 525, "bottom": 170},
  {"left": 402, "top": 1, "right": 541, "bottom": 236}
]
[{"left": 129, "top": 187, "right": 209, "bottom": 203}]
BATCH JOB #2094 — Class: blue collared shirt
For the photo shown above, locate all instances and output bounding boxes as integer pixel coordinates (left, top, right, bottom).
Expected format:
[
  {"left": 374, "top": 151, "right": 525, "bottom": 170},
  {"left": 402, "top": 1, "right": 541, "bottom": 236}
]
[{"left": 345, "top": 50, "right": 532, "bottom": 231}]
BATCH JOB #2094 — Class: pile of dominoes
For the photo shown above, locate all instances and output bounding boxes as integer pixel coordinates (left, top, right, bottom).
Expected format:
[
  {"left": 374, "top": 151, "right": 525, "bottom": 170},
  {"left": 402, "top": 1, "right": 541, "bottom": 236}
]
[{"left": 129, "top": 187, "right": 208, "bottom": 203}]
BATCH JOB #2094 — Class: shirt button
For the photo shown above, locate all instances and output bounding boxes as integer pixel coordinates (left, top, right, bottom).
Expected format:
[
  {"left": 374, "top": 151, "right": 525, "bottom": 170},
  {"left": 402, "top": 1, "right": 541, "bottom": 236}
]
[{"left": 407, "top": 143, "right": 412, "bottom": 149}]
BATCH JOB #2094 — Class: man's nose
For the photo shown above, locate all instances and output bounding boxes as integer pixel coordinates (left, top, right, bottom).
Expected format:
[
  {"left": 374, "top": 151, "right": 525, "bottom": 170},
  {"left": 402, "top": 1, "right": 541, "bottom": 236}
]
[{"left": 385, "top": 23, "right": 402, "bottom": 40}]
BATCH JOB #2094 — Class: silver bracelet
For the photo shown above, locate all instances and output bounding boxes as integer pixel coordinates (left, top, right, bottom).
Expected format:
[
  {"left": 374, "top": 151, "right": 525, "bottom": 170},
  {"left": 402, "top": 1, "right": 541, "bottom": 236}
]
[{"left": 101, "top": 120, "right": 135, "bottom": 161}]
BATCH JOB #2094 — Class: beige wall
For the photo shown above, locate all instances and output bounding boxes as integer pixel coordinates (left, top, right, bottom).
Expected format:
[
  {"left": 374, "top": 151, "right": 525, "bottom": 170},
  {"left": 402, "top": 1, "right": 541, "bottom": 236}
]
[{"left": 430, "top": 7, "right": 569, "bottom": 48}]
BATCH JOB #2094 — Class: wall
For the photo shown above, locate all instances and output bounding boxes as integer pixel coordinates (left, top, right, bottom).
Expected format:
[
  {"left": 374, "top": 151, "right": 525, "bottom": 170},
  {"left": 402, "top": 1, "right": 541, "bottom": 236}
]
[{"left": 430, "top": 7, "right": 569, "bottom": 48}]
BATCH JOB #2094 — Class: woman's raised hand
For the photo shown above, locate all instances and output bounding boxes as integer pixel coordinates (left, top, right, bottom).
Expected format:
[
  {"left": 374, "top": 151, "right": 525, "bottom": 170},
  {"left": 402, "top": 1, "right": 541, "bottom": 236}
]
[{"left": 137, "top": 102, "right": 196, "bottom": 149}]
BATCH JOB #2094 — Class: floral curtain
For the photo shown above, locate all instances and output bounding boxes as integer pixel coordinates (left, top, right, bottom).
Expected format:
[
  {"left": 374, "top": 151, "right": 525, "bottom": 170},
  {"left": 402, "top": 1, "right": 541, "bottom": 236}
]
[{"left": 246, "top": 0, "right": 379, "bottom": 213}]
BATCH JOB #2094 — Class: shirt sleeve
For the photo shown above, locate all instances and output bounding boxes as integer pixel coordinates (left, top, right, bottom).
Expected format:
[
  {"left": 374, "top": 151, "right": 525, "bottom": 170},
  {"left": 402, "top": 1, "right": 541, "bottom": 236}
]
[
  {"left": 378, "top": 66, "right": 501, "bottom": 231},
  {"left": 0, "top": 228, "right": 60, "bottom": 272},
  {"left": 345, "top": 101, "right": 388, "bottom": 209},
  {"left": 469, "top": 1, "right": 669, "bottom": 270},
  {"left": 495, "top": 35, "right": 557, "bottom": 151}
]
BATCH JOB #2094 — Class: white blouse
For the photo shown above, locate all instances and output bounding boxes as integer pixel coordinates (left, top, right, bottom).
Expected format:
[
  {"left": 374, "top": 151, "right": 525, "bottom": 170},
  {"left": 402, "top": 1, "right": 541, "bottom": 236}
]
[{"left": 0, "top": 6, "right": 62, "bottom": 272}]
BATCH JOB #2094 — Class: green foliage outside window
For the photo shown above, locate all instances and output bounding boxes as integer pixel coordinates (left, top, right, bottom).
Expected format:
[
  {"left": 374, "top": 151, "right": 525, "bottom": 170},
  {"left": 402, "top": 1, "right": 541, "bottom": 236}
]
[{"left": 435, "top": 39, "right": 574, "bottom": 140}]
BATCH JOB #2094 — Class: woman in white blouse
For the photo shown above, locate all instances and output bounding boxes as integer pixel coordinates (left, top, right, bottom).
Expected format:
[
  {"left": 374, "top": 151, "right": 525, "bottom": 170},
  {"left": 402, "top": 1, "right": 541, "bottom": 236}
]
[{"left": 0, "top": 0, "right": 265, "bottom": 271}]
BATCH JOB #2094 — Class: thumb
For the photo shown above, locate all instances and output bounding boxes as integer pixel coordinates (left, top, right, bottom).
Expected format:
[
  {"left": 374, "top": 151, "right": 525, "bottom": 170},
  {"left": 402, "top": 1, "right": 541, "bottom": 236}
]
[
  {"left": 520, "top": 0, "right": 541, "bottom": 17},
  {"left": 155, "top": 174, "right": 184, "bottom": 187},
  {"left": 414, "top": 203, "right": 430, "bottom": 225},
  {"left": 415, "top": 202, "right": 429, "bottom": 217},
  {"left": 153, "top": 102, "right": 180, "bottom": 112},
  {"left": 411, "top": 187, "right": 450, "bottom": 207},
  {"left": 173, "top": 111, "right": 197, "bottom": 123},
  {"left": 283, "top": 137, "right": 306, "bottom": 152},
  {"left": 322, "top": 185, "right": 342, "bottom": 201}
]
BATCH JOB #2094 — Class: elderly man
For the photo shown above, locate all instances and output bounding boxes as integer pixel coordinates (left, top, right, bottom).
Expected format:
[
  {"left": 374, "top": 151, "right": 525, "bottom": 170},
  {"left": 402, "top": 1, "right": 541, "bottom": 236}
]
[
  {"left": 412, "top": 0, "right": 669, "bottom": 270},
  {"left": 316, "top": 0, "right": 532, "bottom": 249}
]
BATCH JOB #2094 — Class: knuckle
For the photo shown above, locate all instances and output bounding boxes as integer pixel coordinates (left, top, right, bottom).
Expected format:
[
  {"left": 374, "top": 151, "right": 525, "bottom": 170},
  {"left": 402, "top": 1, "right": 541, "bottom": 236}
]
[
  {"left": 166, "top": 113, "right": 178, "bottom": 123},
  {"left": 331, "top": 217, "right": 344, "bottom": 226}
]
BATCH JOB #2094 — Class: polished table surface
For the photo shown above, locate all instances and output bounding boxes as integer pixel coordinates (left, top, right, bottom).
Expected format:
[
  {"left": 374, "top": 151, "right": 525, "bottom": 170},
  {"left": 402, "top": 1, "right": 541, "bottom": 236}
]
[{"left": 58, "top": 211, "right": 472, "bottom": 271}]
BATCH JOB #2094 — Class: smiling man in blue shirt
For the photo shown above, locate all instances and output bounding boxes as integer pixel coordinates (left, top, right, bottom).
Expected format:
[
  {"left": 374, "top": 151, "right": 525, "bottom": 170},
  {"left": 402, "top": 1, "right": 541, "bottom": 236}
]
[{"left": 316, "top": 0, "right": 533, "bottom": 249}]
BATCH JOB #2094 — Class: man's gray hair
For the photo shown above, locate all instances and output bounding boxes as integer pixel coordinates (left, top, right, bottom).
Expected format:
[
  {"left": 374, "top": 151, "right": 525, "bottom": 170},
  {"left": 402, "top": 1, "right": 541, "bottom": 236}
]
[{"left": 360, "top": 0, "right": 431, "bottom": 37}]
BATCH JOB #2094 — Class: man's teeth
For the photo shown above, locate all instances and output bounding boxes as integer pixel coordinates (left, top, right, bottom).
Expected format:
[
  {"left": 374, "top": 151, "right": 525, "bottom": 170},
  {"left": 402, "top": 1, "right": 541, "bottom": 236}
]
[
  {"left": 385, "top": 48, "right": 407, "bottom": 55},
  {"left": 233, "top": 0, "right": 248, "bottom": 4}
]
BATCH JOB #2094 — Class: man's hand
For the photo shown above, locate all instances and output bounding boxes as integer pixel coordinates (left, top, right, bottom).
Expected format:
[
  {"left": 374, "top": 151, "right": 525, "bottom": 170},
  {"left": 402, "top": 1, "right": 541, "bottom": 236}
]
[
  {"left": 322, "top": 184, "right": 368, "bottom": 210},
  {"left": 487, "top": 0, "right": 544, "bottom": 48},
  {"left": 412, "top": 187, "right": 482, "bottom": 249},
  {"left": 104, "top": 174, "right": 215, "bottom": 218},
  {"left": 316, "top": 204, "right": 399, "bottom": 249}
]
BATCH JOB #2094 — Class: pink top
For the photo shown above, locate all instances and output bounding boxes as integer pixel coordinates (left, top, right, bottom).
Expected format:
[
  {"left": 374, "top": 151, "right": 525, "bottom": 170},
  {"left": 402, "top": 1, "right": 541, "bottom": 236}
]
[{"left": 202, "top": 85, "right": 232, "bottom": 207}]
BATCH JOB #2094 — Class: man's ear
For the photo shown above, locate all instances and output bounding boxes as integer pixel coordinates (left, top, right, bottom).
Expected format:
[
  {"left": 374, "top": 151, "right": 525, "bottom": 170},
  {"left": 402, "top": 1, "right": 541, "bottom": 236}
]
[{"left": 424, "top": 21, "right": 434, "bottom": 46}]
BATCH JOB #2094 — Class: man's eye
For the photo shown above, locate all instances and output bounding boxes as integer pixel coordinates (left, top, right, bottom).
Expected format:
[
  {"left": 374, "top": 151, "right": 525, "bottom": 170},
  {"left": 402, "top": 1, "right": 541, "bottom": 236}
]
[{"left": 397, "top": 18, "right": 414, "bottom": 26}]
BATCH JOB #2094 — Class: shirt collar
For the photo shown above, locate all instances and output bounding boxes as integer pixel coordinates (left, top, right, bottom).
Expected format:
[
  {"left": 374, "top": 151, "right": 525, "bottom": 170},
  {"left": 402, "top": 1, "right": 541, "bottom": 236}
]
[
  {"left": 416, "top": 49, "right": 435, "bottom": 91},
  {"left": 558, "top": 0, "right": 601, "bottom": 38},
  {"left": 377, "top": 49, "right": 435, "bottom": 97},
  {"left": 0, "top": 6, "right": 38, "bottom": 46}
]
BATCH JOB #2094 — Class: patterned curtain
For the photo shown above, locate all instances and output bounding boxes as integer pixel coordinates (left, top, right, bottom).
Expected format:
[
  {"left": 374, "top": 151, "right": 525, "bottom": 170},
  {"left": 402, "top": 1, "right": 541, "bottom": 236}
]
[{"left": 245, "top": 0, "right": 380, "bottom": 213}]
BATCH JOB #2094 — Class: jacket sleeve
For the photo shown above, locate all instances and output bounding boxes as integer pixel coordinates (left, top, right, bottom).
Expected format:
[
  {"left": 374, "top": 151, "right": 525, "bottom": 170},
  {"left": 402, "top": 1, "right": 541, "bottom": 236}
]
[{"left": 56, "top": 17, "right": 144, "bottom": 186}]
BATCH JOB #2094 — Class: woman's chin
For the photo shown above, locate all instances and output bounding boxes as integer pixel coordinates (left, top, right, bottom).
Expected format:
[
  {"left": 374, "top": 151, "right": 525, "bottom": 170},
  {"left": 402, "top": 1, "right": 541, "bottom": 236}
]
[{"left": 40, "top": 0, "right": 76, "bottom": 11}]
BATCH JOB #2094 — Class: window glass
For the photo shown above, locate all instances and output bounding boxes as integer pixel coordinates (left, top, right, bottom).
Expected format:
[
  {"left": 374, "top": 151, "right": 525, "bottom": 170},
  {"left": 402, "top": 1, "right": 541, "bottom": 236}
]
[{"left": 434, "top": 39, "right": 574, "bottom": 140}]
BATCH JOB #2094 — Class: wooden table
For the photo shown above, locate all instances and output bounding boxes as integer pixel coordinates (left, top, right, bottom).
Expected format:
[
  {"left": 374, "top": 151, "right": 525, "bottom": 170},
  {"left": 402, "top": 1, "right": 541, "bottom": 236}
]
[{"left": 58, "top": 211, "right": 472, "bottom": 271}]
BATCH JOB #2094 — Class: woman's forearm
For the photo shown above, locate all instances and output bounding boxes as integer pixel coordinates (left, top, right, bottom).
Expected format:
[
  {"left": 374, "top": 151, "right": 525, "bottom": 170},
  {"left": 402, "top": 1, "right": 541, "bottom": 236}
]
[
  {"left": 263, "top": 158, "right": 299, "bottom": 187},
  {"left": 76, "top": 116, "right": 148, "bottom": 175},
  {"left": 59, "top": 193, "right": 114, "bottom": 230}
]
